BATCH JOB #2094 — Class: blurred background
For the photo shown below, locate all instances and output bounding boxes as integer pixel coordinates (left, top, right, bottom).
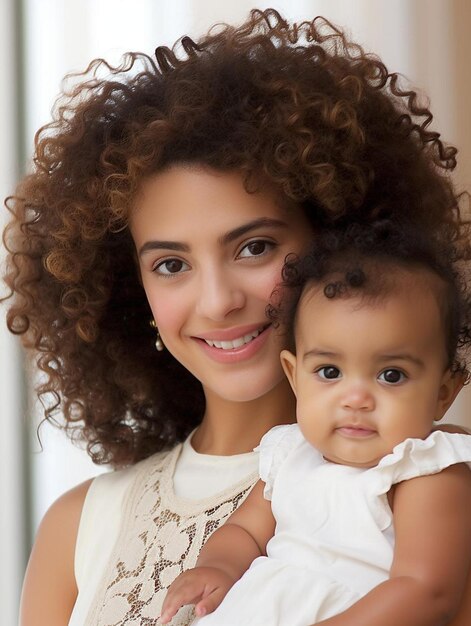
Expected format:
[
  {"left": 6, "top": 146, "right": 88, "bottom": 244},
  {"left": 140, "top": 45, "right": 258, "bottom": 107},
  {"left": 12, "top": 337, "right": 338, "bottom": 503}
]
[{"left": 1, "top": 1, "right": 470, "bottom": 624}]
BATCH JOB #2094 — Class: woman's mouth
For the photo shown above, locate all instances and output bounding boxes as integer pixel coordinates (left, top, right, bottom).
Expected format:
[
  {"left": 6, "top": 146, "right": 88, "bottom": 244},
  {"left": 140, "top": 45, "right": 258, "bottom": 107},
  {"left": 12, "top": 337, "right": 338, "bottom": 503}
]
[
  {"left": 194, "top": 324, "right": 272, "bottom": 363},
  {"left": 203, "top": 326, "right": 266, "bottom": 350}
]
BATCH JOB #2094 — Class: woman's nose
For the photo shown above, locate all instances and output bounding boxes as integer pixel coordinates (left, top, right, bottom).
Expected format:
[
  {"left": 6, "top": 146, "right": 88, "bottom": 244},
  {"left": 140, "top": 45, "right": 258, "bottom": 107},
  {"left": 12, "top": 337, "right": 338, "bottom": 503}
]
[
  {"left": 341, "top": 384, "right": 375, "bottom": 411},
  {"left": 195, "top": 267, "right": 245, "bottom": 321}
]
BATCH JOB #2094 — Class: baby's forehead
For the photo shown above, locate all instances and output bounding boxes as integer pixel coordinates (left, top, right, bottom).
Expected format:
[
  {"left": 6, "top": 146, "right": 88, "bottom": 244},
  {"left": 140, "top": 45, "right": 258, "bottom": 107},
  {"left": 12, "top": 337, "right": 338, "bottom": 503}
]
[
  {"left": 292, "top": 266, "right": 449, "bottom": 364},
  {"left": 297, "top": 265, "right": 445, "bottom": 320}
]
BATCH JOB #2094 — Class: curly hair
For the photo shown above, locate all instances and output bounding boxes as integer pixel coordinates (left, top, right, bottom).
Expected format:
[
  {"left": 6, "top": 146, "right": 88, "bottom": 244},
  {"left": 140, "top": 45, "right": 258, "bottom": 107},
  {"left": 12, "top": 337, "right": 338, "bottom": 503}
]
[
  {"left": 270, "top": 221, "right": 471, "bottom": 377},
  {"left": 2, "top": 8, "right": 469, "bottom": 466}
]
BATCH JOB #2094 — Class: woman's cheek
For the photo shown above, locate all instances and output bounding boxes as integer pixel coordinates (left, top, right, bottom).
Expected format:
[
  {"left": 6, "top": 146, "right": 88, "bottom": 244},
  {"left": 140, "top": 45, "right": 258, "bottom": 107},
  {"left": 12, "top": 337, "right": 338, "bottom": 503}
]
[
  {"left": 151, "top": 296, "right": 183, "bottom": 339},
  {"left": 142, "top": 278, "right": 183, "bottom": 338},
  {"left": 259, "top": 264, "right": 288, "bottom": 305}
]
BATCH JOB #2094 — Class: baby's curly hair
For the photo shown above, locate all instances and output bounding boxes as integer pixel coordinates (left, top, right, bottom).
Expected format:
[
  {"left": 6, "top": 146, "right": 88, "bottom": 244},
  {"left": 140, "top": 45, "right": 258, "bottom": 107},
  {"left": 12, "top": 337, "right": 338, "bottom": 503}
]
[
  {"left": 271, "top": 221, "right": 471, "bottom": 377},
  {"left": 2, "top": 8, "right": 469, "bottom": 466}
]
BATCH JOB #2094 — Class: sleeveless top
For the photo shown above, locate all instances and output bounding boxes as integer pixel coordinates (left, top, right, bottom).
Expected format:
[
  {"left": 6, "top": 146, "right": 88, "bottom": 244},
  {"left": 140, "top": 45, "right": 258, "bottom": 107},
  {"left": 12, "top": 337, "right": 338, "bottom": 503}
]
[
  {"left": 68, "top": 435, "right": 259, "bottom": 626},
  {"left": 194, "top": 426, "right": 471, "bottom": 626}
]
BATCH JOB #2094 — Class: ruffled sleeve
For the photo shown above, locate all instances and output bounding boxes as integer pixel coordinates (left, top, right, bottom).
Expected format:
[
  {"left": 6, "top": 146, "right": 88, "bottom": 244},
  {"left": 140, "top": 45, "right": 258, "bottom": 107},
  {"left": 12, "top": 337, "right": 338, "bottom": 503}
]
[
  {"left": 255, "top": 424, "right": 305, "bottom": 500},
  {"left": 364, "top": 431, "right": 471, "bottom": 531},
  {"left": 374, "top": 431, "right": 471, "bottom": 491},
  {"left": 365, "top": 431, "right": 471, "bottom": 529}
]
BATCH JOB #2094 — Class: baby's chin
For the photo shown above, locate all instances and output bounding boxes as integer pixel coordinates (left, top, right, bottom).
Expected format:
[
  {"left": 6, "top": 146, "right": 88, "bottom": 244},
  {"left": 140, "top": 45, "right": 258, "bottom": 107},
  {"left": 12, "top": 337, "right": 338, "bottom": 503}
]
[{"left": 321, "top": 451, "right": 384, "bottom": 469}]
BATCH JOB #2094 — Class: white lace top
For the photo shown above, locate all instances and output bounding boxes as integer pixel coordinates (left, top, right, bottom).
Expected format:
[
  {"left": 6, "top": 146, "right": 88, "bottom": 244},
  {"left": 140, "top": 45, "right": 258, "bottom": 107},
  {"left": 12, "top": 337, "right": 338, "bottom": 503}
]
[{"left": 68, "top": 434, "right": 259, "bottom": 626}]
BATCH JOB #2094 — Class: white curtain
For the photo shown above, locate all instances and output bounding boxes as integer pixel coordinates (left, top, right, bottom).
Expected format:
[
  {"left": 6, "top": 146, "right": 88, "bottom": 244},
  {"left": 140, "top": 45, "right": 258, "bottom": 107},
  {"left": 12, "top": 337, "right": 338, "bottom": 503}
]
[{"left": 2, "top": 1, "right": 470, "bottom": 623}]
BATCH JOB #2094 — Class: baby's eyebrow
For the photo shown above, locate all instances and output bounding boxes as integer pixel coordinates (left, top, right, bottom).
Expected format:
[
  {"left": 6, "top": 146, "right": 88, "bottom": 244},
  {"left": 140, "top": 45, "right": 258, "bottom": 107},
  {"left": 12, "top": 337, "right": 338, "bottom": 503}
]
[
  {"left": 303, "top": 349, "right": 340, "bottom": 363},
  {"left": 378, "top": 354, "right": 425, "bottom": 369}
]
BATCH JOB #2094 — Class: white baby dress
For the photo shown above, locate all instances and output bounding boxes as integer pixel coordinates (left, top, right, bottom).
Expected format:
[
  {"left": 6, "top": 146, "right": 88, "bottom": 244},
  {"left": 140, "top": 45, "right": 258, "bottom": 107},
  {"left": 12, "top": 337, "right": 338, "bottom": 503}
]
[{"left": 193, "top": 425, "right": 471, "bottom": 626}]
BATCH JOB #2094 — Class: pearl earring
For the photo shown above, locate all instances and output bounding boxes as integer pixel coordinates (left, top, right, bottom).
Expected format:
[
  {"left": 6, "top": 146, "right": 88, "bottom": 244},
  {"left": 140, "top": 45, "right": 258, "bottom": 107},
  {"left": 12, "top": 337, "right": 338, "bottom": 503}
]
[{"left": 150, "top": 319, "right": 164, "bottom": 352}]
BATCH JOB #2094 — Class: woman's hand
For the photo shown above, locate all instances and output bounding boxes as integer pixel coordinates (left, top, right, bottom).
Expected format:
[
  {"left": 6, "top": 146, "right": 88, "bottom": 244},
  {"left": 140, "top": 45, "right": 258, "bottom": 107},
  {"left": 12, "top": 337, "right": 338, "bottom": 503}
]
[{"left": 160, "top": 566, "right": 235, "bottom": 624}]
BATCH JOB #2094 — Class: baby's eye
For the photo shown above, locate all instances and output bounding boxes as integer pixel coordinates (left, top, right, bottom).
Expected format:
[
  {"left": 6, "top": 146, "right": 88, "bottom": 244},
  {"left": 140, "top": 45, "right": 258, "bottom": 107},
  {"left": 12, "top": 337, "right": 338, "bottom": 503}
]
[
  {"left": 153, "top": 258, "right": 190, "bottom": 276},
  {"left": 378, "top": 369, "right": 406, "bottom": 384},
  {"left": 316, "top": 366, "right": 341, "bottom": 380},
  {"left": 237, "top": 240, "right": 274, "bottom": 259}
]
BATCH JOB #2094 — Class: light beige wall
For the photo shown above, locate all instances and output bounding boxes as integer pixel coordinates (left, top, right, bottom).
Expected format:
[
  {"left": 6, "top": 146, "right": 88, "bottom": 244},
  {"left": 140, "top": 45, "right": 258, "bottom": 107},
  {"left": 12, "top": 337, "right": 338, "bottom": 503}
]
[
  {"left": 450, "top": 0, "right": 471, "bottom": 192},
  {"left": 405, "top": 0, "right": 471, "bottom": 427},
  {"left": 448, "top": 0, "right": 471, "bottom": 426}
]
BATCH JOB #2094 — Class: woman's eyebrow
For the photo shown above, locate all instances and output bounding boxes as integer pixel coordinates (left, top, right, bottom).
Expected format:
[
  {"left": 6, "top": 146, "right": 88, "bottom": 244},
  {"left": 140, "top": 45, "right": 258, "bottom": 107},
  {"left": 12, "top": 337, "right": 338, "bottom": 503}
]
[
  {"left": 219, "top": 217, "right": 288, "bottom": 245},
  {"left": 138, "top": 240, "right": 189, "bottom": 257},
  {"left": 138, "top": 217, "right": 288, "bottom": 257}
]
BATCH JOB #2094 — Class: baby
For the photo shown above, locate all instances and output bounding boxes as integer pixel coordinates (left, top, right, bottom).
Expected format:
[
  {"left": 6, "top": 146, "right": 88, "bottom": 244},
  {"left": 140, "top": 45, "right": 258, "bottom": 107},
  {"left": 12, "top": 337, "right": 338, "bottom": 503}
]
[{"left": 161, "top": 223, "right": 471, "bottom": 626}]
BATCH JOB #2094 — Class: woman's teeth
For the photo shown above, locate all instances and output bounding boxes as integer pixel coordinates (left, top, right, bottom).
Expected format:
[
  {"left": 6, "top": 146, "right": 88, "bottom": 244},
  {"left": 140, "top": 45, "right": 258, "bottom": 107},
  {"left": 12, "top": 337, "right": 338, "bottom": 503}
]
[{"left": 204, "top": 328, "right": 263, "bottom": 350}]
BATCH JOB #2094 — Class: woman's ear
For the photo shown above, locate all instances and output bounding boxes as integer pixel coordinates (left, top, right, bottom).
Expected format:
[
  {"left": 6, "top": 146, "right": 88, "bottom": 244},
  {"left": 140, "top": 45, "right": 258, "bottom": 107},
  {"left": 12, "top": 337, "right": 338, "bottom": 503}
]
[
  {"left": 435, "top": 370, "right": 466, "bottom": 421},
  {"left": 280, "top": 349, "right": 298, "bottom": 397}
]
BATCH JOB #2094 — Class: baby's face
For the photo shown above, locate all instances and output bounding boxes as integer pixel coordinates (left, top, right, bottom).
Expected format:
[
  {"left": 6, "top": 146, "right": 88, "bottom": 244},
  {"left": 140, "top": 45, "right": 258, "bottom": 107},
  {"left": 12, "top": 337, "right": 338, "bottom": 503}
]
[{"left": 281, "top": 273, "right": 460, "bottom": 468}]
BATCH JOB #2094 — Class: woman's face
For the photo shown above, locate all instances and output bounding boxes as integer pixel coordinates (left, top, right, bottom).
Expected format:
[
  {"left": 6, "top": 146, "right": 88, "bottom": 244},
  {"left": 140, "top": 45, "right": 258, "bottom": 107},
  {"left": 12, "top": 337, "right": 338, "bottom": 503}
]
[{"left": 130, "top": 165, "right": 313, "bottom": 403}]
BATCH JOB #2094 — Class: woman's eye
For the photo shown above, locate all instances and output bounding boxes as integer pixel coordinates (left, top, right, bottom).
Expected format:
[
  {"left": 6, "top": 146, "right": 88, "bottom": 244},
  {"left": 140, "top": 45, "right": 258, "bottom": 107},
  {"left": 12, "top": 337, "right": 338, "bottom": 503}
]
[
  {"left": 153, "top": 258, "right": 190, "bottom": 276},
  {"left": 378, "top": 369, "right": 406, "bottom": 384},
  {"left": 316, "top": 366, "right": 341, "bottom": 380},
  {"left": 238, "top": 240, "right": 274, "bottom": 259}
]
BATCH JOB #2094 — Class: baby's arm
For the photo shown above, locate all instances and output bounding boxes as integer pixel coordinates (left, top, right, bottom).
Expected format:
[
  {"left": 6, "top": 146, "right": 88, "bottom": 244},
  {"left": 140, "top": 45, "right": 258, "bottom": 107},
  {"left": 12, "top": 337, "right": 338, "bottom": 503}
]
[
  {"left": 160, "top": 479, "right": 275, "bottom": 623},
  {"left": 315, "top": 463, "right": 471, "bottom": 626}
]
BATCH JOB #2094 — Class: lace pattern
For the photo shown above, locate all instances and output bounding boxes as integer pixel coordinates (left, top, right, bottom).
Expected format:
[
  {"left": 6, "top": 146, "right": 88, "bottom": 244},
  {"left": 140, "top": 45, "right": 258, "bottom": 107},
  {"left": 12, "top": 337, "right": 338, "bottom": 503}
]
[{"left": 85, "top": 444, "right": 258, "bottom": 625}]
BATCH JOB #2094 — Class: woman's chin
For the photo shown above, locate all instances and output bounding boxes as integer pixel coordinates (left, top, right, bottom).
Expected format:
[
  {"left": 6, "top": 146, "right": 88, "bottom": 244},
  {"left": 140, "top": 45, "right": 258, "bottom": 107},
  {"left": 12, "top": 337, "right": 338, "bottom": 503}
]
[{"left": 201, "top": 369, "right": 288, "bottom": 405}]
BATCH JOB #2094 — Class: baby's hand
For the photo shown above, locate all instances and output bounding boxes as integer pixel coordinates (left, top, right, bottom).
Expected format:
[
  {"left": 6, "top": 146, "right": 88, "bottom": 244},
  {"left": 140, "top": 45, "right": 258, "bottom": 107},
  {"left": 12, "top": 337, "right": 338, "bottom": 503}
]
[{"left": 160, "top": 566, "right": 234, "bottom": 624}]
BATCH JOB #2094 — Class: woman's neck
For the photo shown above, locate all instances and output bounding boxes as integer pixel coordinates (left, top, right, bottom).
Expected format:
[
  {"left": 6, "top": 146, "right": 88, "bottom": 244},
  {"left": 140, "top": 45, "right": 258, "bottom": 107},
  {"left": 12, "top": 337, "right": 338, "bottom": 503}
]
[{"left": 192, "top": 378, "right": 296, "bottom": 455}]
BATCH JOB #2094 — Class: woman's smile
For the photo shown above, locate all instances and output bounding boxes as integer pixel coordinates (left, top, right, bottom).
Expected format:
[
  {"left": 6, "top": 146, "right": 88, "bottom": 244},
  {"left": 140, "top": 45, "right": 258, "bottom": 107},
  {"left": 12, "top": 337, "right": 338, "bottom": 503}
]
[
  {"left": 193, "top": 324, "right": 273, "bottom": 364},
  {"left": 194, "top": 322, "right": 270, "bottom": 347}
]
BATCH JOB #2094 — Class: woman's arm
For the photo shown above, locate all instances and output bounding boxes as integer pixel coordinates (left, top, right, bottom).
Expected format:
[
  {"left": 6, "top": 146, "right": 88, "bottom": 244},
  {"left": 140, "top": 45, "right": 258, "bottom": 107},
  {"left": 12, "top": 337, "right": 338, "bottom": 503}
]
[
  {"left": 314, "top": 463, "right": 471, "bottom": 626},
  {"left": 161, "top": 479, "right": 275, "bottom": 622},
  {"left": 19, "top": 479, "right": 92, "bottom": 626}
]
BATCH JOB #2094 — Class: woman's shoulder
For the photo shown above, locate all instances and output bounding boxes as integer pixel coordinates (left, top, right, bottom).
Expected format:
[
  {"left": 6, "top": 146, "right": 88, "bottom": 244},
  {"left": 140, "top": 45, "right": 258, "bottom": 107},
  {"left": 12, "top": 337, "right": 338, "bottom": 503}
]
[
  {"left": 52, "top": 476, "right": 95, "bottom": 515},
  {"left": 32, "top": 475, "right": 95, "bottom": 566},
  {"left": 33, "top": 477, "right": 94, "bottom": 558},
  {"left": 40, "top": 447, "right": 171, "bottom": 522},
  {"left": 47, "top": 448, "right": 168, "bottom": 529}
]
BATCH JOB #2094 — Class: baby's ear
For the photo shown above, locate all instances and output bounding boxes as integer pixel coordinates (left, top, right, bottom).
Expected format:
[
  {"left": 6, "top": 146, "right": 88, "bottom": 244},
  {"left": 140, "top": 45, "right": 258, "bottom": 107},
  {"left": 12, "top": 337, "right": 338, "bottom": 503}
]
[
  {"left": 435, "top": 370, "right": 466, "bottom": 421},
  {"left": 280, "top": 350, "right": 298, "bottom": 397}
]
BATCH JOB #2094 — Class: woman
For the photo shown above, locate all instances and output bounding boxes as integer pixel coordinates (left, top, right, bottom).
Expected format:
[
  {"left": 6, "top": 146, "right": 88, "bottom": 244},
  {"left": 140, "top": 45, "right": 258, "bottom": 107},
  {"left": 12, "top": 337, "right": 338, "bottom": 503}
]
[{"left": 4, "top": 9, "right": 470, "bottom": 625}]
